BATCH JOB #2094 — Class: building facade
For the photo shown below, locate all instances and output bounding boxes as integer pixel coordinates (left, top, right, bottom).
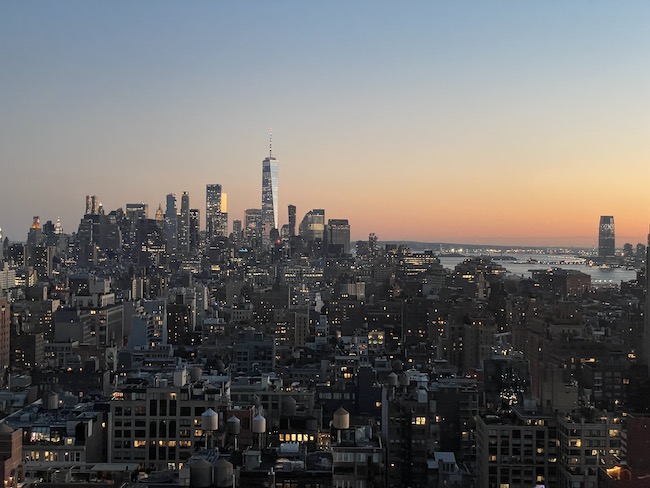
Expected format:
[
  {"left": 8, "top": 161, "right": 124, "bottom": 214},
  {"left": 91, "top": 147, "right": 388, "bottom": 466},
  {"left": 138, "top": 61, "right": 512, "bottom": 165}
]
[
  {"left": 598, "top": 215, "right": 615, "bottom": 258},
  {"left": 261, "top": 155, "right": 279, "bottom": 244}
]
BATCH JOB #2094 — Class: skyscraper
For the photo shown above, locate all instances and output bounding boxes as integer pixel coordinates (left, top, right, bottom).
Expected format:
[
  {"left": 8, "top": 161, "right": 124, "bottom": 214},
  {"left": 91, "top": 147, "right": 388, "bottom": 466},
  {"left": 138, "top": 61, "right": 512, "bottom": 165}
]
[
  {"left": 261, "top": 140, "right": 279, "bottom": 244},
  {"left": 165, "top": 194, "right": 178, "bottom": 256},
  {"left": 245, "top": 209, "right": 262, "bottom": 242},
  {"left": 299, "top": 209, "right": 325, "bottom": 242},
  {"left": 598, "top": 215, "right": 615, "bottom": 257},
  {"left": 85, "top": 195, "right": 100, "bottom": 216},
  {"left": 0, "top": 298, "right": 9, "bottom": 371},
  {"left": 125, "top": 203, "right": 148, "bottom": 221},
  {"left": 220, "top": 192, "right": 228, "bottom": 236},
  {"left": 178, "top": 191, "right": 190, "bottom": 255},
  {"left": 232, "top": 219, "right": 242, "bottom": 241},
  {"left": 326, "top": 219, "right": 351, "bottom": 255},
  {"left": 206, "top": 184, "right": 227, "bottom": 242},
  {"left": 189, "top": 208, "right": 200, "bottom": 253},
  {"left": 288, "top": 204, "right": 296, "bottom": 237}
]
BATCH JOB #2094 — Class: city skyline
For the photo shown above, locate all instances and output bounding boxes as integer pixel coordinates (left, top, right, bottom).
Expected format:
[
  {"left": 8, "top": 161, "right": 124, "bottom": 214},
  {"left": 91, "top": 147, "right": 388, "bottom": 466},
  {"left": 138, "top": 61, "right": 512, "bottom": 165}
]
[{"left": 1, "top": 2, "right": 649, "bottom": 245}]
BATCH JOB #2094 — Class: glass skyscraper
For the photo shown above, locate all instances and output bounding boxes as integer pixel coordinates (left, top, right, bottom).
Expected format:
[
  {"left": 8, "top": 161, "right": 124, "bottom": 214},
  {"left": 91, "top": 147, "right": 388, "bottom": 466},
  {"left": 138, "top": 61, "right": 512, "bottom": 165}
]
[
  {"left": 165, "top": 193, "right": 177, "bottom": 255},
  {"left": 261, "top": 155, "right": 279, "bottom": 244},
  {"left": 206, "top": 184, "right": 226, "bottom": 242},
  {"left": 598, "top": 215, "right": 615, "bottom": 257}
]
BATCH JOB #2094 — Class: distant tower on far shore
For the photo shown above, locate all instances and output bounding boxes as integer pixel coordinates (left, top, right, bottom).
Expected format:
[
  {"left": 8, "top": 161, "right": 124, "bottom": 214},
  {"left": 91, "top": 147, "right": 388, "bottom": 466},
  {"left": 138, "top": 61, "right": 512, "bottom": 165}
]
[{"left": 598, "top": 216, "right": 615, "bottom": 257}]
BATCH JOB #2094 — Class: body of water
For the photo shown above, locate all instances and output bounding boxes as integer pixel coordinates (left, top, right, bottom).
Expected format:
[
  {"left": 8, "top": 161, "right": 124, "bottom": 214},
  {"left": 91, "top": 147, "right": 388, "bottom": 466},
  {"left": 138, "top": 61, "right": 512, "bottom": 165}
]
[{"left": 438, "top": 253, "right": 638, "bottom": 287}]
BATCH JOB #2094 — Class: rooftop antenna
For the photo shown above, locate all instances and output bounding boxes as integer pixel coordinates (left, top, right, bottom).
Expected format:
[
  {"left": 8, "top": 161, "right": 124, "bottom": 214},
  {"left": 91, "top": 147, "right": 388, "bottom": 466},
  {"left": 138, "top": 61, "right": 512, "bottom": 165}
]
[{"left": 269, "top": 128, "right": 273, "bottom": 158}]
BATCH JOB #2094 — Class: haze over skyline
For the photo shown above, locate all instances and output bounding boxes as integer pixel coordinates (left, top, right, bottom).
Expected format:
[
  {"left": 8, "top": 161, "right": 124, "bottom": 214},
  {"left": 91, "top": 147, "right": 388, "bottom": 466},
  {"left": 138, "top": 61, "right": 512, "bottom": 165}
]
[{"left": 1, "top": 1, "right": 648, "bottom": 246}]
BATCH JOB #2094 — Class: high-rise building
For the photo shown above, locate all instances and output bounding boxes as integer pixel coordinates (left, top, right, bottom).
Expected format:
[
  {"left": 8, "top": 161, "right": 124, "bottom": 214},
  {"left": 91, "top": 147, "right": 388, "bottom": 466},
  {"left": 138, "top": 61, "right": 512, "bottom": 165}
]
[
  {"left": 598, "top": 215, "right": 615, "bottom": 257},
  {"left": 0, "top": 297, "right": 10, "bottom": 370},
  {"left": 165, "top": 193, "right": 178, "bottom": 256},
  {"left": 288, "top": 205, "right": 296, "bottom": 237},
  {"left": 232, "top": 220, "right": 243, "bottom": 241},
  {"left": 136, "top": 218, "right": 166, "bottom": 269},
  {"left": 85, "top": 195, "right": 100, "bottom": 216},
  {"left": 178, "top": 191, "right": 190, "bottom": 255},
  {"left": 369, "top": 233, "right": 378, "bottom": 253},
  {"left": 189, "top": 209, "right": 200, "bottom": 253},
  {"left": 220, "top": 192, "right": 228, "bottom": 236},
  {"left": 261, "top": 142, "right": 279, "bottom": 244},
  {"left": 206, "top": 184, "right": 227, "bottom": 242},
  {"left": 27, "top": 216, "right": 44, "bottom": 247},
  {"left": 245, "top": 209, "right": 262, "bottom": 242},
  {"left": 299, "top": 209, "right": 325, "bottom": 243},
  {"left": 326, "top": 219, "right": 351, "bottom": 255},
  {"left": 125, "top": 203, "right": 148, "bottom": 221}
]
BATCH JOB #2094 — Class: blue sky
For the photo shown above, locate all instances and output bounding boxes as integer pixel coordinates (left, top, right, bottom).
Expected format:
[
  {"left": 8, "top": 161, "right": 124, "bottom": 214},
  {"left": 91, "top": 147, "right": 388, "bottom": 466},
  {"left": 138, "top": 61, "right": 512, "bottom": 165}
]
[{"left": 1, "top": 1, "right": 649, "bottom": 245}]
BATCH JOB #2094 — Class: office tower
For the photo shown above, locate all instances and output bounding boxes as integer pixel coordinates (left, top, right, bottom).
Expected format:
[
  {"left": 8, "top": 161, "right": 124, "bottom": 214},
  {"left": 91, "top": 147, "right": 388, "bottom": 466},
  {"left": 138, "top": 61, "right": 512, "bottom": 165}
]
[
  {"left": 0, "top": 298, "right": 9, "bottom": 370},
  {"left": 232, "top": 220, "right": 242, "bottom": 241},
  {"left": 77, "top": 215, "right": 97, "bottom": 267},
  {"left": 206, "top": 184, "right": 227, "bottom": 242},
  {"left": 178, "top": 191, "right": 190, "bottom": 255},
  {"left": 369, "top": 233, "right": 378, "bottom": 253},
  {"left": 165, "top": 194, "right": 178, "bottom": 256},
  {"left": 166, "top": 288, "right": 197, "bottom": 345},
  {"left": 261, "top": 140, "right": 279, "bottom": 244},
  {"left": 245, "top": 209, "right": 262, "bottom": 241},
  {"left": 205, "top": 184, "right": 219, "bottom": 241},
  {"left": 136, "top": 218, "right": 166, "bottom": 269},
  {"left": 220, "top": 192, "right": 228, "bottom": 236},
  {"left": 42, "top": 220, "right": 54, "bottom": 236},
  {"left": 26, "top": 216, "right": 44, "bottom": 247},
  {"left": 85, "top": 195, "right": 100, "bottom": 216},
  {"left": 26, "top": 245, "right": 53, "bottom": 281},
  {"left": 288, "top": 205, "right": 296, "bottom": 237},
  {"left": 299, "top": 209, "right": 325, "bottom": 242},
  {"left": 126, "top": 203, "right": 148, "bottom": 223},
  {"left": 99, "top": 212, "right": 121, "bottom": 253},
  {"left": 598, "top": 215, "right": 615, "bottom": 257},
  {"left": 280, "top": 224, "right": 290, "bottom": 240},
  {"left": 326, "top": 219, "right": 351, "bottom": 255},
  {"left": 189, "top": 209, "right": 200, "bottom": 253}
]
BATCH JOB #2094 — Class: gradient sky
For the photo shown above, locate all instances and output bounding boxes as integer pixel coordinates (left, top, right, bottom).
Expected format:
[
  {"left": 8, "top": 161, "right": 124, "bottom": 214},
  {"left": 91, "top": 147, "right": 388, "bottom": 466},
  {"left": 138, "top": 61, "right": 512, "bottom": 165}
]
[{"left": 1, "top": 1, "right": 649, "bottom": 247}]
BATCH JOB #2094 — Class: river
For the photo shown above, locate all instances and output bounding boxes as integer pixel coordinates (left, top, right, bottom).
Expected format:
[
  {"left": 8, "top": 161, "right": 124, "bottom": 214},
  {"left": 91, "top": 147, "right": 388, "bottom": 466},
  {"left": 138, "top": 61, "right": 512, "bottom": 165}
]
[{"left": 437, "top": 253, "right": 638, "bottom": 287}]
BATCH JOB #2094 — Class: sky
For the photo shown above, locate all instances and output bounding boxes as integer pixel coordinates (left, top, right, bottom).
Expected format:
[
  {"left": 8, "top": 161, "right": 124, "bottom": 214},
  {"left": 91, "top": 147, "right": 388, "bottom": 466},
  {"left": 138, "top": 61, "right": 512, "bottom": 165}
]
[{"left": 1, "top": 1, "right": 649, "bottom": 247}]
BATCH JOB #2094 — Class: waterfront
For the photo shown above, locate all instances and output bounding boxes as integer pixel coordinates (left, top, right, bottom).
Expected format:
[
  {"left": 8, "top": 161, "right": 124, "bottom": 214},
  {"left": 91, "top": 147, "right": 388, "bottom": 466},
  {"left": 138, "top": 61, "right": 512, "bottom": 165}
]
[{"left": 438, "top": 253, "right": 638, "bottom": 287}]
